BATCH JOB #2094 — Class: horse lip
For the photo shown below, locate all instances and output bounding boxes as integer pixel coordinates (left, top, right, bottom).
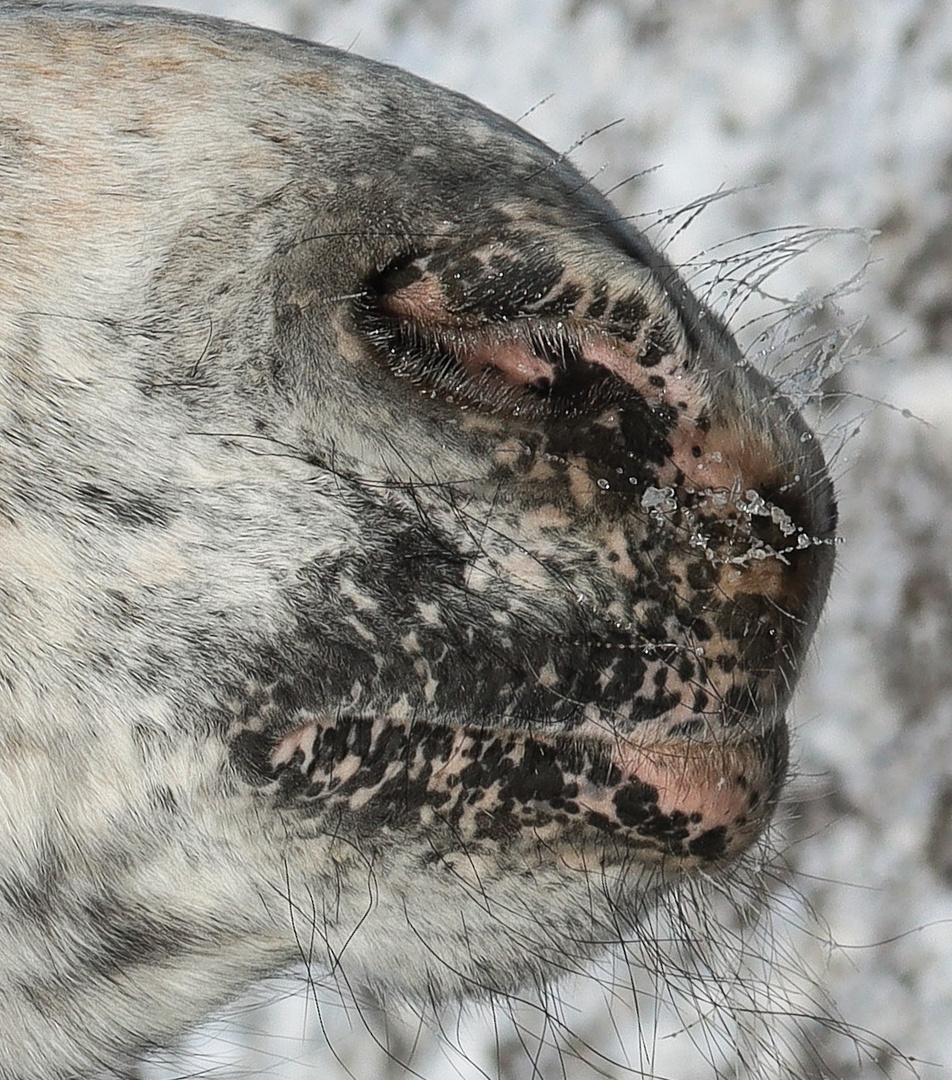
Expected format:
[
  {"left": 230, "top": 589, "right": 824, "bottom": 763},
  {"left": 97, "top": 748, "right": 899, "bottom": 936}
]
[
  {"left": 585, "top": 727, "right": 783, "bottom": 866},
  {"left": 270, "top": 713, "right": 783, "bottom": 870}
]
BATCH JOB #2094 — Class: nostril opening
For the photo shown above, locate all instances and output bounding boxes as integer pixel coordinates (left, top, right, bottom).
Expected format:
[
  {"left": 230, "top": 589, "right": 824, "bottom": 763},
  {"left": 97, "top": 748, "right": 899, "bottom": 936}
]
[{"left": 371, "top": 250, "right": 428, "bottom": 295}]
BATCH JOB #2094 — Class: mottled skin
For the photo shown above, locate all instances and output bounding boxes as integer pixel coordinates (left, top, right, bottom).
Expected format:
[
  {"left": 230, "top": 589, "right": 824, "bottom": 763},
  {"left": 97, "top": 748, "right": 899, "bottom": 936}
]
[{"left": 0, "top": 4, "right": 835, "bottom": 1078}]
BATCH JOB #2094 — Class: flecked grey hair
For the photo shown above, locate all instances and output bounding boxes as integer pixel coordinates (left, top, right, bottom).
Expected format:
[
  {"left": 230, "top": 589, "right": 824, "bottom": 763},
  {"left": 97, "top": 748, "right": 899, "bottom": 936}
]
[{"left": 0, "top": 4, "right": 835, "bottom": 1078}]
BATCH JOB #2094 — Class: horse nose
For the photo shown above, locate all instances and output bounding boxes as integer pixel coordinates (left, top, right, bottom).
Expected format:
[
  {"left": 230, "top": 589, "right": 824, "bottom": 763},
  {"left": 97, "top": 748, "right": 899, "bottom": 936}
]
[
  {"left": 349, "top": 234, "right": 836, "bottom": 866},
  {"left": 364, "top": 243, "right": 837, "bottom": 718}
]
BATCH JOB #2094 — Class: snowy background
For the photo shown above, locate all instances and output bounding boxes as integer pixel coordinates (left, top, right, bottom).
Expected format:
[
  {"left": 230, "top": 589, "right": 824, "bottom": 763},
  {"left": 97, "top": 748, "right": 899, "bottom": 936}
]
[{"left": 112, "top": 1, "right": 952, "bottom": 1077}]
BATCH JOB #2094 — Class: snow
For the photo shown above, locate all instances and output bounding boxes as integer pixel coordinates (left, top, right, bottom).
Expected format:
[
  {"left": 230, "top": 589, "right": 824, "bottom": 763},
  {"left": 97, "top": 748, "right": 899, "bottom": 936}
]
[{"left": 116, "top": 0, "right": 952, "bottom": 1076}]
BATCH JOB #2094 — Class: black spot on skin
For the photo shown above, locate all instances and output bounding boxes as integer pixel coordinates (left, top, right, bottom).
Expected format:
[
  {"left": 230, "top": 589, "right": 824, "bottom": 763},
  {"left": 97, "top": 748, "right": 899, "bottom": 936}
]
[
  {"left": 686, "top": 561, "right": 713, "bottom": 591},
  {"left": 434, "top": 252, "right": 483, "bottom": 303},
  {"left": 636, "top": 688, "right": 681, "bottom": 720},
  {"left": 428, "top": 249, "right": 567, "bottom": 319},
  {"left": 668, "top": 718, "right": 705, "bottom": 738},
  {"left": 723, "top": 683, "right": 760, "bottom": 723},
  {"left": 639, "top": 332, "right": 669, "bottom": 367},
  {"left": 687, "top": 826, "right": 728, "bottom": 861},
  {"left": 717, "top": 654, "right": 739, "bottom": 674},
  {"left": 587, "top": 289, "right": 609, "bottom": 320},
  {"left": 536, "top": 280, "right": 584, "bottom": 317},
  {"left": 612, "top": 779, "right": 660, "bottom": 827},
  {"left": 607, "top": 295, "right": 650, "bottom": 332},
  {"left": 485, "top": 255, "right": 566, "bottom": 317},
  {"left": 594, "top": 646, "right": 648, "bottom": 703},
  {"left": 617, "top": 405, "right": 673, "bottom": 467},
  {"left": 584, "top": 810, "right": 619, "bottom": 833},
  {"left": 719, "top": 595, "right": 769, "bottom": 643},
  {"left": 231, "top": 728, "right": 280, "bottom": 787},
  {"left": 502, "top": 738, "right": 568, "bottom": 802}
]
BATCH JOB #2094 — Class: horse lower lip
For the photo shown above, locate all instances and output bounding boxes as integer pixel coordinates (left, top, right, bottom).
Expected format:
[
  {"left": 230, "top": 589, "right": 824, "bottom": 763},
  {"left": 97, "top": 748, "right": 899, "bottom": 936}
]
[
  {"left": 270, "top": 716, "right": 779, "bottom": 869},
  {"left": 587, "top": 733, "right": 777, "bottom": 865}
]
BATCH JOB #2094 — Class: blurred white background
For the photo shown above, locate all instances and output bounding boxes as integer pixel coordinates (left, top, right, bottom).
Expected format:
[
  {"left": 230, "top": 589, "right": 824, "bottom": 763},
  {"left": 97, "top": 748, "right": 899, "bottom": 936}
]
[{"left": 108, "top": 2, "right": 952, "bottom": 1076}]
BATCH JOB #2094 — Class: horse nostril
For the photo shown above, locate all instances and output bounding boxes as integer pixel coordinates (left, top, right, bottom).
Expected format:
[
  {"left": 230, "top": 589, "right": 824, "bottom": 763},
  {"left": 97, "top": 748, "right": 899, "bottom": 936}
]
[
  {"left": 359, "top": 247, "right": 688, "bottom": 431},
  {"left": 362, "top": 248, "right": 828, "bottom": 554}
]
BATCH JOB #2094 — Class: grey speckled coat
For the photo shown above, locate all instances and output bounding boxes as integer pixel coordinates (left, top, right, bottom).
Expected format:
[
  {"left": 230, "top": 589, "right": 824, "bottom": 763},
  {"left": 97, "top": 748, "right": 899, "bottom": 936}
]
[{"left": 0, "top": 3, "right": 835, "bottom": 1077}]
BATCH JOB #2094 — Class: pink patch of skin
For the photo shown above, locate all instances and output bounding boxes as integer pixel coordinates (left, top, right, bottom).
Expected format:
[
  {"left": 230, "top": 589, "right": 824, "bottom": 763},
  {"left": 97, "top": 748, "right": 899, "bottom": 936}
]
[
  {"left": 459, "top": 339, "right": 555, "bottom": 386},
  {"left": 271, "top": 722, "right": 317, "bottom": 767},
  {"left": 378, "top": 276, "right": 446, "bottom": 322},
  {"left": 596, "top": 734, "right": 768, "bottom": 859}
]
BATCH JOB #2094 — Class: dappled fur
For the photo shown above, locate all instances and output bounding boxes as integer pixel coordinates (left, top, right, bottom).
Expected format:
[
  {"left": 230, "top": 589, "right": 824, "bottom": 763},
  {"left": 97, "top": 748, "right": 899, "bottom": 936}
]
[{"left": 0, "top": 5, "right": 835, "bottom": 1077}]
